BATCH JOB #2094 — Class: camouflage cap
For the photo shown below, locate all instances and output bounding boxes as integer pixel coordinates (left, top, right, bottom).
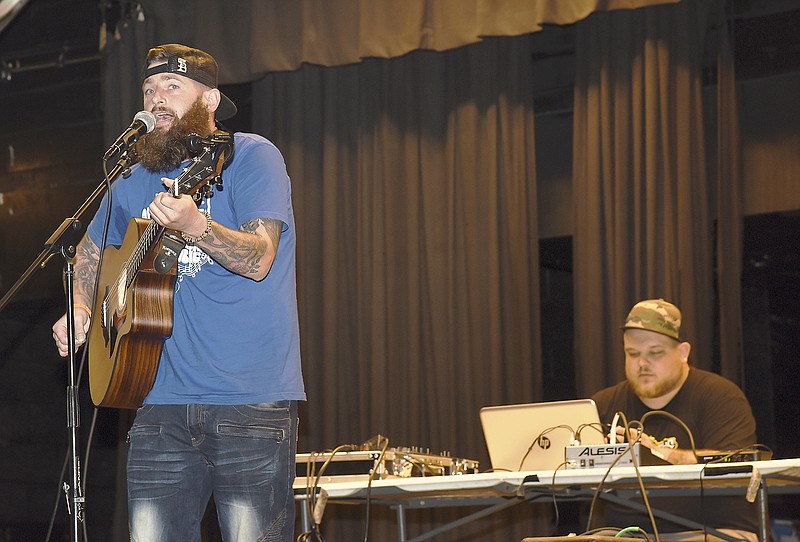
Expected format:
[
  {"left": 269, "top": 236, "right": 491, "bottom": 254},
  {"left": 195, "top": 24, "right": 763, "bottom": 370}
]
[{"left": 622, "top": 299, "right": 682, "bottom": 341}]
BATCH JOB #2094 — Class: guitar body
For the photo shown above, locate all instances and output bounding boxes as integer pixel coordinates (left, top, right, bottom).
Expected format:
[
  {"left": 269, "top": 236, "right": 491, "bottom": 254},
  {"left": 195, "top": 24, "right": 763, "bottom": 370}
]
[{"left": 88, "top": 218, "right": 177, "bottom": 409}]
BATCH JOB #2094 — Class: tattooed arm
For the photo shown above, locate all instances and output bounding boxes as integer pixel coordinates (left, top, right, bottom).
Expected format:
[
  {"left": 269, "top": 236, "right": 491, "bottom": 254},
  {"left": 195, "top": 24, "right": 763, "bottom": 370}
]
[
  {"left": 51, "top": 234, "right": 101, "bottom": 357},
  {"left": 148, "top": 188, "right": 282, "bottom": 282},
  {"left": 193, "top": 215, "right": 282, "bottom": 281}
]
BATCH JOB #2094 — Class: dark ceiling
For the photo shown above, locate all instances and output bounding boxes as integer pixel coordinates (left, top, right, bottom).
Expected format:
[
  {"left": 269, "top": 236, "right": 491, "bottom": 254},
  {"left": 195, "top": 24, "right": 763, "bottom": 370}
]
[{"left": 0, "top": 0, "right": 100, "bottom": 84}]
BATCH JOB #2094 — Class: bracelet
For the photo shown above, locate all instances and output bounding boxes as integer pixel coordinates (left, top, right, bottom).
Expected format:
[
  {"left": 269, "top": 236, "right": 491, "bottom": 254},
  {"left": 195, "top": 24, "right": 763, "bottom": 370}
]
[
  {"left": 181, "top": 210, "right": 213, "bottom": 245},
  {"left": 74, "top": 302, "right": 92, "bottom": 319}
]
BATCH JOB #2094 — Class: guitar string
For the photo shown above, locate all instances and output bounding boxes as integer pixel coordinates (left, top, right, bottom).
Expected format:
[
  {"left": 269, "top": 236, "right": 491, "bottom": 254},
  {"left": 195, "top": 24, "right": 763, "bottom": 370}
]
[{"left": 103, "top": 220, "right": 160, "bottom": 313}]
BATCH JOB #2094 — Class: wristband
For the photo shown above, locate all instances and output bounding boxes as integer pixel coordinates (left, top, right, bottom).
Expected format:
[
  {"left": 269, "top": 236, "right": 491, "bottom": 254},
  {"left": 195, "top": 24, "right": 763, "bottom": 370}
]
[
  {"left": 181, "top": 210, "right": 213, "bottom": 245},
  {"left": 74, "top": 302, "right": 92, "bottom": 319}
]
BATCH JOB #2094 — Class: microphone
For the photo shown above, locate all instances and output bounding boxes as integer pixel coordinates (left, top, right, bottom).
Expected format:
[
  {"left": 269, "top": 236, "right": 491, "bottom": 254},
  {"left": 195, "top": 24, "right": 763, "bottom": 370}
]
[{"left": 103, "top": 110, "right": 156, "bottom": 160}]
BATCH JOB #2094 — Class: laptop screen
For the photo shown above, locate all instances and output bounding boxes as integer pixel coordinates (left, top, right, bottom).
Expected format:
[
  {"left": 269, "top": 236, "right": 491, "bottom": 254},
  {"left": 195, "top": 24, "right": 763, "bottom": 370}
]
[{"left": 479, "top": 399, "right": 605, "bottom": 471}]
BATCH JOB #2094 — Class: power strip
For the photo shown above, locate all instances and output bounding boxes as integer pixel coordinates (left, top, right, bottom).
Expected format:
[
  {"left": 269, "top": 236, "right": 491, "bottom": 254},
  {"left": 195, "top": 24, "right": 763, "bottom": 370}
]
[{"left": 564, "top": 442, "right": 640, "bottom": 469}]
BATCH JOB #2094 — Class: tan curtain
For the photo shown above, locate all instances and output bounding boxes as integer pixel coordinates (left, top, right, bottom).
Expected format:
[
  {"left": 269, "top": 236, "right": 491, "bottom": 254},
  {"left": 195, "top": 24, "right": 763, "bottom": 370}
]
[
  {"left": 714, "top": 1, "right": 745, "bottom": 382},
  {"left": 103, "top": 0, "right": 679, "bottom": 142},
  {"left": 572, "top": 0, "right": 715, "bottom": 393},
  {"left": 252, "top": 35, "right": 544, "bottom": 540},
  {"left": 249, "top": 0, "right": 680, "bottom": 72}
]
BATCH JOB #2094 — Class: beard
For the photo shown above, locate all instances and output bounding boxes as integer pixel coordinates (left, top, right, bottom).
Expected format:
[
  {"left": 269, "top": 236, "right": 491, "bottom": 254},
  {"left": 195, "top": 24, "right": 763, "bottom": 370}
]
[
  {"left": 134, "top": 99, "right": 214, "bottom": 172},
  {"left": 627, "top": 367, "right": 685, "bottom": 399}
]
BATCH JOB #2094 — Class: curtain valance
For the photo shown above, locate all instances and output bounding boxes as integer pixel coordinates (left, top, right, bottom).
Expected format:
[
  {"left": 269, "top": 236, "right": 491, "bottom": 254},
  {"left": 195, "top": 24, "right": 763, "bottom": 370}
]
[{"left": 128, "top": 0, "right": 680, "bottom": 82}]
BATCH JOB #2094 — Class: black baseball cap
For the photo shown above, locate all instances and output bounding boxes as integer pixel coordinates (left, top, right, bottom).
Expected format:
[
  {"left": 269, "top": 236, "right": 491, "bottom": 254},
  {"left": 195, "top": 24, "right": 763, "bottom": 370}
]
[{"left": 141, "top": 44, "right": 237, "bottom": 120}]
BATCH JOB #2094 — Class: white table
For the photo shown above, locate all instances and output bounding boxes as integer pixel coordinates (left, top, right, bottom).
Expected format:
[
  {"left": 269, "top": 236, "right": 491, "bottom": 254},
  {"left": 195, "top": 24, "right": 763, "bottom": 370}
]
[{"left": 294, "top": 458, "right": 800, "bottom": 542}]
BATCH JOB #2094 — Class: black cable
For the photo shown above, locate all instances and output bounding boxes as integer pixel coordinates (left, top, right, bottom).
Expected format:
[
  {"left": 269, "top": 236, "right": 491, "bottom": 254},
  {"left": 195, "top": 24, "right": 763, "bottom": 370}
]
[
  {"left": 362, "top": 435, "right": 390, "bottom": 542},
  {"left": 549, "top": 461, "right": 570, "bottom": 528},
  {"left": 638, "top": 410, "right": 699, "bottom": 463},
  {"left": 298, "top": 444, "right": 361, "bottom": 542},
  {"left": 576, "top": 422, "right": 607, "bottom": 442},
  {"left": 517, "top": 424, "right": 576, "bottom": 471},
  {"left": 584, "top": 412, "right": 662, "bottom": 542},
  {"left": 595, "top": 409, "right": 702, "bottom": 542}
]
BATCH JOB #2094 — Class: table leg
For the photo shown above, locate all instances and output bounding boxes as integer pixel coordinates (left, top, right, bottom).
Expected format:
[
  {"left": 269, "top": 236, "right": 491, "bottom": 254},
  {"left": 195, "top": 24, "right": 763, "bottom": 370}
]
[
  {"left": 396, "top": 504, "right": 407, "bottom": 542},
  {"left": 298, "top": 495, "right": 311, "bottom": 533},
  {"left": 757, "top": 482, "right": 769, "bottom": 542}
]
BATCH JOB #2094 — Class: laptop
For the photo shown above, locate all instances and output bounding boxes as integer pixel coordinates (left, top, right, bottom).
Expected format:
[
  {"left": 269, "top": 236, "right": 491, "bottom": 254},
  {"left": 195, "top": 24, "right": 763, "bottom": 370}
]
[{"left": 479, "top": 398, "right": 605, "bottom": 471}]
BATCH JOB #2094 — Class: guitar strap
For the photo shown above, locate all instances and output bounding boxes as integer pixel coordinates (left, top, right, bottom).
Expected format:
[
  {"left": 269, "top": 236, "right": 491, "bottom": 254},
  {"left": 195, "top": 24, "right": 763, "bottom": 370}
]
[{"left": 154, "top": 230, "right": 186, "bottom": 274}]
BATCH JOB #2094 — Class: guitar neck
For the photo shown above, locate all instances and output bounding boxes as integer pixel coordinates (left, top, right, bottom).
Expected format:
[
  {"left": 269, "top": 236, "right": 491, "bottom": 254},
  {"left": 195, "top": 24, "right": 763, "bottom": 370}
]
[{"left": 127, "top": 220, "right": 166, "bottom": 286}]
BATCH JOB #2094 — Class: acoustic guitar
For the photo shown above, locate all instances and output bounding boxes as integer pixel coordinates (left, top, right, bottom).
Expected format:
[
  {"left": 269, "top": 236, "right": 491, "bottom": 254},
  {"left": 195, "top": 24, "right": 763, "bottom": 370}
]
[{"left": 88, "top": 133, "right": 232, "bottom": 408}]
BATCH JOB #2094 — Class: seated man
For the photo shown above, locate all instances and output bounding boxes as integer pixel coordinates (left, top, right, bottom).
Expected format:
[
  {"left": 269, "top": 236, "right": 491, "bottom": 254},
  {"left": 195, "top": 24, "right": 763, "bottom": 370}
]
[{"left": 591, "top": 299, "right": 761, "bottom": 541}]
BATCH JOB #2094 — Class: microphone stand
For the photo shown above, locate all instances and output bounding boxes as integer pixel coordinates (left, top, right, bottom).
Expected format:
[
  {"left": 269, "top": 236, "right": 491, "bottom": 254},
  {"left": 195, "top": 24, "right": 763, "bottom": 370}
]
[{"left": 0, "top": 150, "right": 136, "bottom": 542}]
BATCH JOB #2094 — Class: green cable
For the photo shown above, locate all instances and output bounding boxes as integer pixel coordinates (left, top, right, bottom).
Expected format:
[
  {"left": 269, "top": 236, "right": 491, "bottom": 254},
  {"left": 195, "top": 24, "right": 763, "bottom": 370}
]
[{"left": 615, "top": 526, "right": 644, "bottom": 537}]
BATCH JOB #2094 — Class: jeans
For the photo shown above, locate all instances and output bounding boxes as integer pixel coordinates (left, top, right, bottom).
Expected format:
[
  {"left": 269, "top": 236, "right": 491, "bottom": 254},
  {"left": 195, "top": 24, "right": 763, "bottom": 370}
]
[{"left": 127, "top": 401, "right": 298, "bottom": 542}]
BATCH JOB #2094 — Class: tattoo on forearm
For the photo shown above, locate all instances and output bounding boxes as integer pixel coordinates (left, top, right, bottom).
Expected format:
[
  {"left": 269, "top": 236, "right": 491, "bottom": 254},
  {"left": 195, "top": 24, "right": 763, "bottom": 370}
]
[
  {"left": 201, "top": 217, "right": 281, "bottom": 277},
  {"left": 75, "top": 237, "right": 100, "bottom": 302},
  {"left": 245, "top": 218, "right": 282, "bottom": 252}
]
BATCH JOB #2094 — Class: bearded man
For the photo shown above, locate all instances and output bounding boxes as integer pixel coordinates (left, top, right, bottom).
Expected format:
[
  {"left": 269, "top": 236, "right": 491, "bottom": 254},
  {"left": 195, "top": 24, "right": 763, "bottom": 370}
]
[
  {"left": 591, "top": 299, "right": 760, "bottom": 541},
  {"left": 52, "top": 44, "right": 304, "bottom": 541}
]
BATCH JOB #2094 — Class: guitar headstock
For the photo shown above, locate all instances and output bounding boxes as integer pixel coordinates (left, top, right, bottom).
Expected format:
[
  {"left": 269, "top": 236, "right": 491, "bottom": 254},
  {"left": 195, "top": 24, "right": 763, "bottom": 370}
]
[
  {"left": 172, "top": 130, "right": 234, "bottom": 201},
  {"left": 187, "top": 130, "right": 234, "bottom": 166}
]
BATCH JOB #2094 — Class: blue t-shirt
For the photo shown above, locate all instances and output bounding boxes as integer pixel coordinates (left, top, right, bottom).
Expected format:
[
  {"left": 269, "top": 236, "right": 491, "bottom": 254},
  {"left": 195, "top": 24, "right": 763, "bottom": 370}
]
[{"left": 88, "top": 132, "right": 305, "bottom": 404}]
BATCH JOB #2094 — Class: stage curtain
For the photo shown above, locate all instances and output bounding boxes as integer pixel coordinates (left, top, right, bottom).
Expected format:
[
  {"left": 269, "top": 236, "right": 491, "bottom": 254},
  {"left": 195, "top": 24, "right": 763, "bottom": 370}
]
[
  {"left": 714, "top": 2, "right": 745, "bottom": 383},
  {"left": 252, "top": 35, "right": 544, "bottom": 540},
  {"left": 248, "top": 0, "right": 680, "bottom": 73},
  {"left": 571, "top": 0, "right": 717, "bottom": 392},
  {"left": 102, "top": 0, "right": 678, "bottom": 144}
]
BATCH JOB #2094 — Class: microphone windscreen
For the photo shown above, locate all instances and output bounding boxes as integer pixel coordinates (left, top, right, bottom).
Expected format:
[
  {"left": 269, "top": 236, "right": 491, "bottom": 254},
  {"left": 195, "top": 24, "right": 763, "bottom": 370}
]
[{"left": 133, "top": 110, "right": 156, "bottom": 133}]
